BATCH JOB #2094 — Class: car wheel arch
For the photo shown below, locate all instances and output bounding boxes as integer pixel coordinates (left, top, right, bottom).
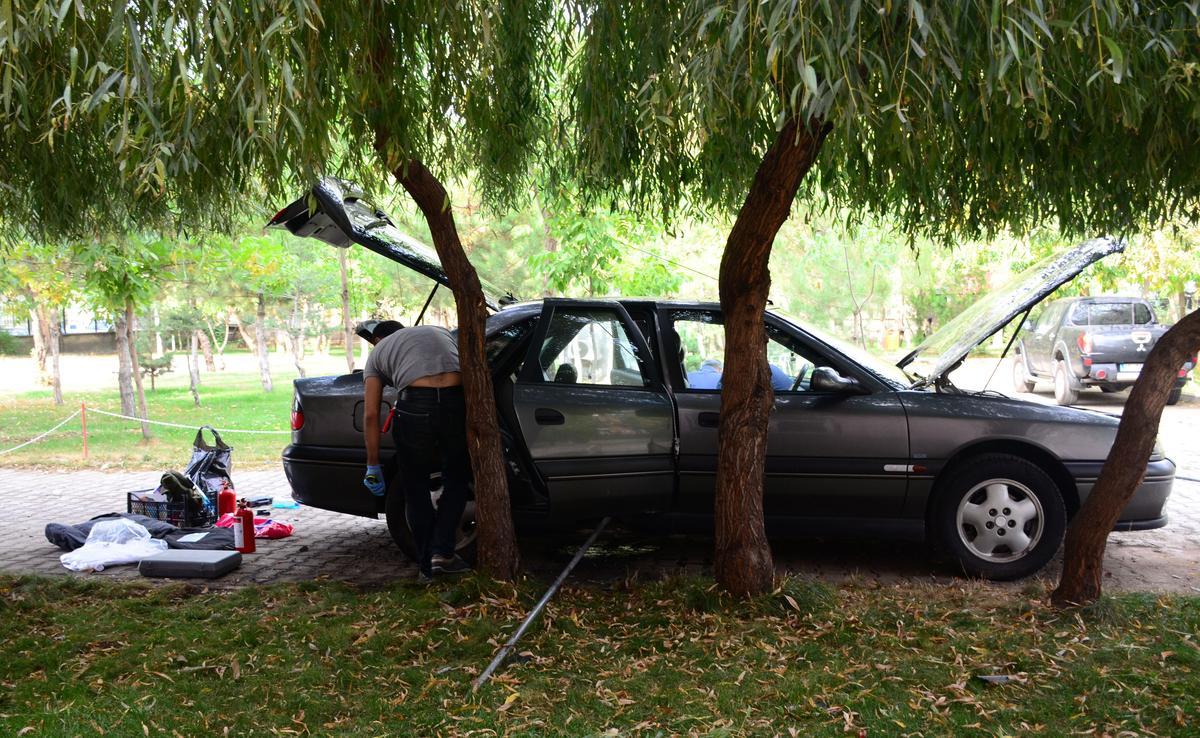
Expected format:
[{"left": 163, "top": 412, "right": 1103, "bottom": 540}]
[{"left": 926, "top": 440, "right": 1079, "bottom": 524}]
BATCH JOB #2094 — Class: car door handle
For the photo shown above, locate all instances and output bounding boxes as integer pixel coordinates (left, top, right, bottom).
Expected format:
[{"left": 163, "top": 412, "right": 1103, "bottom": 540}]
[
  {"left": 697, "top": 411, "right": 720, "bottom": 428},
  {"left": 534, "top": 408, "right": 565, "bottom": 426}
]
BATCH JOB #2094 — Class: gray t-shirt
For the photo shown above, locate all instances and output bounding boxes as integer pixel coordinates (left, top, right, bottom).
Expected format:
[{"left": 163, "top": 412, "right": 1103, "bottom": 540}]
[{"left": 363, "top": 326, "right": 459, "bottom": 390}]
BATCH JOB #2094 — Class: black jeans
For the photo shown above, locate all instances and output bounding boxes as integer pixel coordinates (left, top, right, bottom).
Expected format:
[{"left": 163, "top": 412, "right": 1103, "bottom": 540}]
[{"left": 391, "top": 386, "right": 470, "bottom": 576}]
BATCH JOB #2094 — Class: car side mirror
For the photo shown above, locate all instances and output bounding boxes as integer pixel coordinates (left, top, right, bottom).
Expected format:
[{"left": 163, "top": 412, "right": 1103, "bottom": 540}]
[{"left": 810, "top": 366, "right": 868, "bottom": 395}]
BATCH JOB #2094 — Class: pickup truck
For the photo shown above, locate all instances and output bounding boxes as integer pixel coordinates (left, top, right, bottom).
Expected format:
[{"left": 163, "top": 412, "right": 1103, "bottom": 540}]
[{"left": 1013, "top": 296, "right": 1194, "bottom": 405}]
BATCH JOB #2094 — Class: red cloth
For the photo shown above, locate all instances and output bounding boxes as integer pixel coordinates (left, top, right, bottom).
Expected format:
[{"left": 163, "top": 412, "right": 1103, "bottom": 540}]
[{"left": 215, "top": 513, "right": 293, "bottom": 539}]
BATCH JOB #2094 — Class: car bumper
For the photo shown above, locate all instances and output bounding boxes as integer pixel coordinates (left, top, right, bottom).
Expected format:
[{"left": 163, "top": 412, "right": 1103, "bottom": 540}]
[
  {"left": 1081, "top": 362, "right": 1190, "bottom": 388},
  {"left": 282, "top": 444, "right": 389, "bottom": 518},
  {"left": 1067, "top": 457, "right": 1175, "bottom": 530}
]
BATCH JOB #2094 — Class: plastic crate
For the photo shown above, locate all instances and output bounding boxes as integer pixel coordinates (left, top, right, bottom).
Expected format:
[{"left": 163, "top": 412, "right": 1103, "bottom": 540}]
[{"left": 127, "top": 488, "right": 217, "bottom": 528}]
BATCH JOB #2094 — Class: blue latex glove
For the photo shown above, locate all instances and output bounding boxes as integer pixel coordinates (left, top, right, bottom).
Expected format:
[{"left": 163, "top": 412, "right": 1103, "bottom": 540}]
[{"left": 363, "top": 465, "right": 386, "bottom": 496}]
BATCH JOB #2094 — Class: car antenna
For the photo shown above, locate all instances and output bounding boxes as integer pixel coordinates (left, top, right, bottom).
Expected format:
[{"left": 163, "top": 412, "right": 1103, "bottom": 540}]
[
  {"left": 414, "top": 283, "right": 439, "bottom": 326},
  {"left": 981, "top": 306, "right": 1034, "bottom": 394}
]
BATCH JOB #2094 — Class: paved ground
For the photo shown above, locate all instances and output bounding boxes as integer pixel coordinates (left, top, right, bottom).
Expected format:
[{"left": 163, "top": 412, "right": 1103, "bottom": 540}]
[
  {"left": 2, "top": 359, "right": 1197, "bottom": 592},
  {"left": 1, "top": 462, "right": 1197, "bottom": 593}
]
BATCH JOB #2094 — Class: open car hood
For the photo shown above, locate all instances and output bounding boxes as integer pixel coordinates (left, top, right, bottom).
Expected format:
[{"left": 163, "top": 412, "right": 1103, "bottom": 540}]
[
  {"left": 897, "top": 237, "right": 1125, "bottom": 386},
  {"left": 268, "top": 178, "right": 503, "bottom": 310}
]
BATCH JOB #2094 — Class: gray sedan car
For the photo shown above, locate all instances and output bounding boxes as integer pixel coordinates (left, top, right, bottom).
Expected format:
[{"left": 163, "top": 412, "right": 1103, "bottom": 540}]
[{"left": 271, "top": 180, "right": 1175, "bottom": 580}]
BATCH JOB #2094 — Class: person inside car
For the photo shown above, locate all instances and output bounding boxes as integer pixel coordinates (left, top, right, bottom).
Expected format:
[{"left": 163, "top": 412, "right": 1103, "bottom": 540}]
[
  {"left": 361, "top": 320, "right": 471, "bottom": 581},
  {"left": 691, "top": 359, "right": 793, "bottom": 392},
  {"left": 686, "top": 359, "right": 723, "bottom": 389}
]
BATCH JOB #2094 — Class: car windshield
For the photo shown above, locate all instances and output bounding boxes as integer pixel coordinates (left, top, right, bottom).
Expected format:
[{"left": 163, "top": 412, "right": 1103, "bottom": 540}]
[{"left": 788, "top": 319, "right": 912, "bottom": 387}]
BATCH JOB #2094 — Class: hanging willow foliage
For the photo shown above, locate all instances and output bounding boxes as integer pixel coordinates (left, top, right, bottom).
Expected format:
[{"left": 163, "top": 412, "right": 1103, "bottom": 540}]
[
  {"left": 563, "top": 0, "right": 1200, "bottom": 238},
  {"left": 0, "top": 0, "right": 565, "bottom": 238}
]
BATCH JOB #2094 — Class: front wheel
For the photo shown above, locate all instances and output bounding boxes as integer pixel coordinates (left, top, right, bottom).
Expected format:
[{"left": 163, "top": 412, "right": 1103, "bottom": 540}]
[
  {"left": 1012, "top": 353, "right": 1036, "bottom": 393},
  {"left": 1167, "top": 387, "right": 1183, "bottom": 406},
  {"left": 385, "top": 474, "right": 477, "bottom": 565},
  {"left": 932, "top": 454, "right": 1066, "bottom": 580}
]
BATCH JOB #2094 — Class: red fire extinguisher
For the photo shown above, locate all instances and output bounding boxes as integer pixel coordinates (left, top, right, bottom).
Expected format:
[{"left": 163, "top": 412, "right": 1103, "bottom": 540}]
[
  {"left": 218, "top": 481, "right": 237, "bottom": 517},
  {"left": 233, "top": 500, "right": 256, "bottom": 554}
]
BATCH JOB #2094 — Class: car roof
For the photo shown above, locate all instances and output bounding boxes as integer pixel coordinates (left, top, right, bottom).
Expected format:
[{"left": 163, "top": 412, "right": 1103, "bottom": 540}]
[
  {"left": 1049, "top": 295, "right": 1150, "bottom": 305},
  {"left": 499, "top": 297, "right": 725, "bottom": 314}
]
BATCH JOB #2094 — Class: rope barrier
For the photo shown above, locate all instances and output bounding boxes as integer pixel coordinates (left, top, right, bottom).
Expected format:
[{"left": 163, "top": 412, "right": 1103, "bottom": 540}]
[
  {"left": 86, "top": 408, "right": 292, "bottom": 435},
  {"left": 0, "top": 410, "right": 81, "bottom": 456}
]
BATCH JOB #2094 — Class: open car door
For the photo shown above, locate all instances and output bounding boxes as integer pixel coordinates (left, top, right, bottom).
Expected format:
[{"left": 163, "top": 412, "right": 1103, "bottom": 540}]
[{"left": 509, "top": 299, "right": 676, "bottom": 520}]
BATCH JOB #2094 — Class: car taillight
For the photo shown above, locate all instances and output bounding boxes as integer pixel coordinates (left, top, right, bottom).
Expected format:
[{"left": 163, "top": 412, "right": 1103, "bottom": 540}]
[
  {"left": 1077, "top": 332, "right": 1093, "bottom": 354},
  {"left": 291, "top": 397, "right": 304, "bottom": 430}
]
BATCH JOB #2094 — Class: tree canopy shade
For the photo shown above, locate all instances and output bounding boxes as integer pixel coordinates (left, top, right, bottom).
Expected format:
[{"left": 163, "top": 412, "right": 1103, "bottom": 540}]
[
  {"left": 0, "top": 0, "right": 571, "bottom": 579},
  {"left": 565, "top": 1, "right": 1200, "bottom": 238},
  {"left": 563, "top": 0, "right": 1200, "bottom": 595},
  {"left": 0, "top": 0, "right": 560, "bottom": 238}
]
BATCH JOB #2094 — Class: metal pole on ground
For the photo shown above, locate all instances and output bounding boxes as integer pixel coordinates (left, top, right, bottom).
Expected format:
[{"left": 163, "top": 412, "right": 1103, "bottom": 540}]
[
  {"left": 472, "top": 516, "right": 611, "bottom": 692},
  {"left": 81, "top": 401, "right": 88, "bottom": 459}
]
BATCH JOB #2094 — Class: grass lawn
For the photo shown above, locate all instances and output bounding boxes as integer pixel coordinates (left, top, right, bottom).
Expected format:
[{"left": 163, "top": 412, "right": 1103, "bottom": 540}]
[
  {"left": 0, "top": 352, "right": 352, "bottom": 470},
  {"left": 1, "top": 575, "right": 1197, "bottom": 736}
]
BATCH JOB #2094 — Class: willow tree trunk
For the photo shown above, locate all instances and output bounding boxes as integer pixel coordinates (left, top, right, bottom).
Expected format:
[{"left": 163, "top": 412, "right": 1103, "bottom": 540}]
[
  {"left": 540, "top": 206, "right": 558, "bottom": 297},
  {"left": 291, "top": 288, "right": 307, "bottom": 379},
  {"left": 1052, "top": 309, "right": 1200, "bottom": 607},
  {"left": 189, "top": 330, "right": 202, "bottom": 407},
  {"left": 47, "top": 311, "right": 63, "bottom": 405},
  {"left": 30, "top": 301, "right": 50, "bottom": 379},
  {"left": 152, "top": 306, "right": 164, "bottom": 357},
  {"left": 254, "top": 293, "right": 274, "bottom": 392},
  {"left": 339, "top": 249, "right": 355, "bottom": 373},
  {"left": 125, "top": 300, "right": 152, "bottom": 441},
  {"left": 716, "top": 118, "right": 829, "bottom": 597},
  {"left": 389, "top": 158, "right": 520, "bottom": 581},
  {"left": 197, "top": 327, "right": 216, "bottom": 372},
  {"left": 233, "top": 314, "right": 257, "bottom": 354},
  {"left": 114, "top": 311, "right": 137, "bottom": 417}
]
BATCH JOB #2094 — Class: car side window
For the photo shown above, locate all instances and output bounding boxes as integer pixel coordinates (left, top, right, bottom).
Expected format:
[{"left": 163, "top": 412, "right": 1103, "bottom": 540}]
[
  {"left": 535, "top": 307, "right": 648, "bottom": 387},
  {"left": 669, "top": 311, "right": 830, "bottom": 393},
  {"left": 487, "top": 318, "right": 535, "bottom": 377},
  {"left": 1035, "top": 303, "right": 1062, "bottom": 335}
]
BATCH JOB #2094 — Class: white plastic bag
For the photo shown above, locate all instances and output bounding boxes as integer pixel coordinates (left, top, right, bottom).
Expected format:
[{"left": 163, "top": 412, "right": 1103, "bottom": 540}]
[{"left": 60, "top": 519, "right": 168, "bottom": 572}]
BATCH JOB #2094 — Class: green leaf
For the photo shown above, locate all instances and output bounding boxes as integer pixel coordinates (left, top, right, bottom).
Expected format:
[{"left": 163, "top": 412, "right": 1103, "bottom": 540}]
[
  {"left": 801, "top": 63, "right": 819, "bottom": 97},
  {"left": 1102, "top": 35, "right": 1125, "bottom": 84}
]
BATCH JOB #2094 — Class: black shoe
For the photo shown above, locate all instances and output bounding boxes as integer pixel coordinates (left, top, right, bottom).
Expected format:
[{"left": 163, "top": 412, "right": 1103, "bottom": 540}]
[
  {"left": 415, "top": 571, "right": 434, "bottom": 585},
  {"left": 431, "top": 554, "right": 471, "bottom": 575}
]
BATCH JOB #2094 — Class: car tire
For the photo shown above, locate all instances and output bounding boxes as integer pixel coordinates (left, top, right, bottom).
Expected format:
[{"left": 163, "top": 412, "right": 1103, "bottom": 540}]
[
  {"left": 385, "top": 474, "right": 478, "bottom": 565},
  {"left": 1167, "top": 387, "right": 1183, "bottom": 406},
  {"left": 932, "top": 453, "right": 1066, "bottom": 581},
  {"left": 1053, "top": 360, "right": 1079, "bottom": 405},
  {"left": 1011, "top": 353, "right": 1036, "bottom": 393}
]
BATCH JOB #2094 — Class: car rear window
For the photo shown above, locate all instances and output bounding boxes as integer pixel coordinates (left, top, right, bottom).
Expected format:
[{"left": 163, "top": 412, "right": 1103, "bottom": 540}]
[{"left": 1068, "top": 302, "right": 1152, "bottom": 326}]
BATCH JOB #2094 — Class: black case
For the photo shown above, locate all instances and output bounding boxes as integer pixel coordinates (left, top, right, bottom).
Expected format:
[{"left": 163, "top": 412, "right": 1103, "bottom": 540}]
[{"left": 138, "top": 550, "right": 242, "bottom": 578}]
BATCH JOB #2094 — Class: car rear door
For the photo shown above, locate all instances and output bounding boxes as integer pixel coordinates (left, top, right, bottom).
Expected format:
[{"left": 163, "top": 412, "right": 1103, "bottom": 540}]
[{"left": 509, "top": 300, "right": 676, "bottom": 519}]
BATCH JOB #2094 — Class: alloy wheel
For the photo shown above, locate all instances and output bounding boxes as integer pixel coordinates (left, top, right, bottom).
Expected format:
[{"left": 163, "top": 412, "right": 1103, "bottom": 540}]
[{"left": 955, "top": 478, "right": 1044, "bottom": 563}]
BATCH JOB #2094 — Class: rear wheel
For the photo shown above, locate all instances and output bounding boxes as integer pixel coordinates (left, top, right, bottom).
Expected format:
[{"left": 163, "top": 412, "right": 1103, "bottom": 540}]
[
  {"left": 1167, "top": 387, "right": 1183, "bottom": 406},
  {"left": 385, "top": 473, "right": 477, "bottom": 564},
  {"left": 1053, "top": 360, "right": 1079, "bottom": 405},
  {"left": 1011, "top": 353, "right": 1036, "bottom": 393},
  {"left": 932, "top": 454, "right": 1066, "bottom": 580}
]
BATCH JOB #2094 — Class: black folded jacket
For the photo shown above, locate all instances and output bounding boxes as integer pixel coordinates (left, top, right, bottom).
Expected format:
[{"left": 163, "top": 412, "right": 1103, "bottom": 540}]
[{"left": 45, "top": 513, "right": 234, "bottom": 551}]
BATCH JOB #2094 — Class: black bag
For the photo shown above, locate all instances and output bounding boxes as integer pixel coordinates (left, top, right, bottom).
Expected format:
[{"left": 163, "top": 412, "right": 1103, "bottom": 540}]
[{"left": 184, "top": 425, "right": 234, "bottom": 502}]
